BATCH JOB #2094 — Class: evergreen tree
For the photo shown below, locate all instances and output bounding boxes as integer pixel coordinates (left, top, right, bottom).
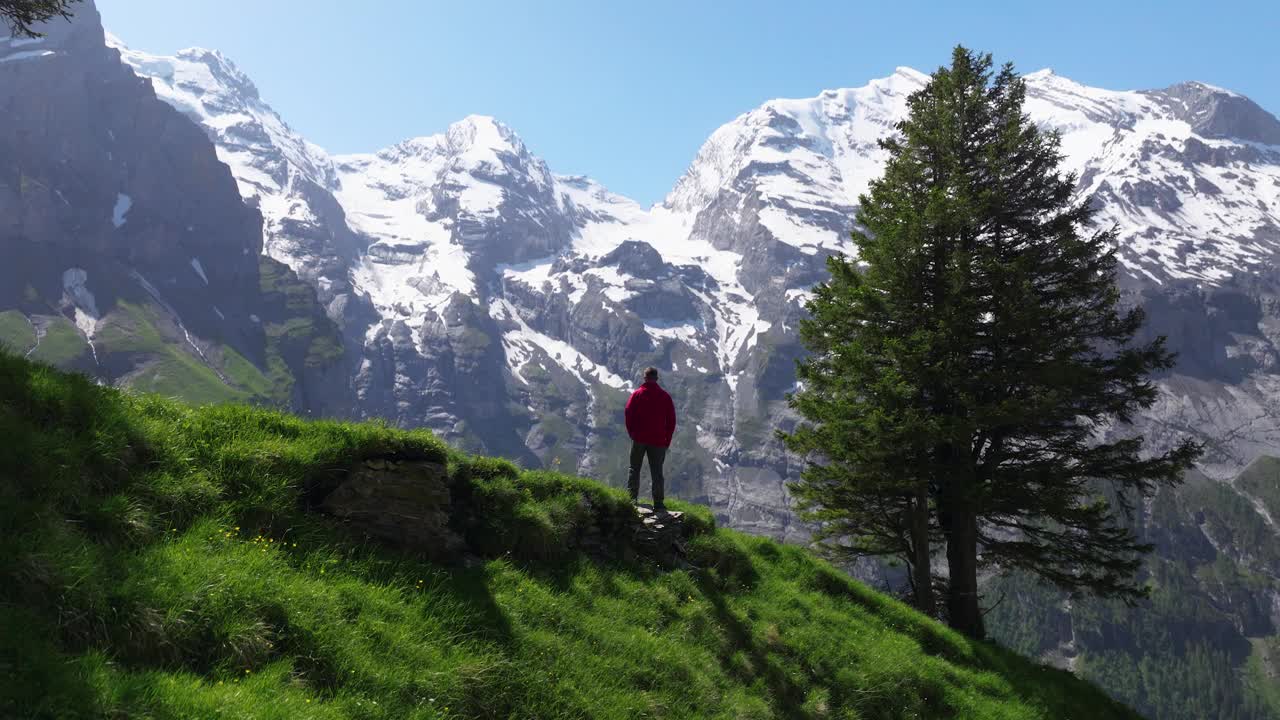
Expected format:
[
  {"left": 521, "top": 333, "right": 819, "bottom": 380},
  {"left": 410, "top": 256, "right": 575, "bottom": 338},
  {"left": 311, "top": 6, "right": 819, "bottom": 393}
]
[
  {"left": 782, "top": 211, "right": 942, "bottom": 616},
  {"left": 782, "top": 46, "right": 1201, "bottom": 638},
  {"left": 1, "top": 0, "right": 79, "bottom": 38}
]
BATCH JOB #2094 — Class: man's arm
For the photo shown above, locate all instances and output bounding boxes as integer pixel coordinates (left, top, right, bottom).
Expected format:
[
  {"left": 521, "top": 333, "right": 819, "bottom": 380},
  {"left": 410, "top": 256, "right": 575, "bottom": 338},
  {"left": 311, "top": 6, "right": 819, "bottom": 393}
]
[
  {"left": 624, "top": 391, "right": 637, "bottom": 439},
  {"left": 665, "top": 394, "right": 676, "bottom": 445}
]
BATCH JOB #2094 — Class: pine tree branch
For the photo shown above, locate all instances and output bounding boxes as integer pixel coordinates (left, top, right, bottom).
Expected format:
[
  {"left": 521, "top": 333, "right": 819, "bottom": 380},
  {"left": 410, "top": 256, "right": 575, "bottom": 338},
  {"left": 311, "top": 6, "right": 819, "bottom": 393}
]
[{"left": 0, "top": 0, "right": 80, "bottom": 38}]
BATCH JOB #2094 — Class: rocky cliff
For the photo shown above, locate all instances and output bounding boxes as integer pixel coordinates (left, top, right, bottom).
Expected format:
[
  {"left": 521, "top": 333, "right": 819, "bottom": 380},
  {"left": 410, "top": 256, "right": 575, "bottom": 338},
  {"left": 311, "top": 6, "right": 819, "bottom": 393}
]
[{"left": 0, "top": 2, "right": 347, "bottom": 412}]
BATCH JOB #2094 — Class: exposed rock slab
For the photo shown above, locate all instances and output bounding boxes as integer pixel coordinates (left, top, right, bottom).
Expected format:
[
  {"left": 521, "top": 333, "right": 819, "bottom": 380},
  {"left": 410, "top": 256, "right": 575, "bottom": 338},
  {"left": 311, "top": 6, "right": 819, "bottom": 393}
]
[{"left": 321, "top": 458, "right": 463, "bottom": 560}]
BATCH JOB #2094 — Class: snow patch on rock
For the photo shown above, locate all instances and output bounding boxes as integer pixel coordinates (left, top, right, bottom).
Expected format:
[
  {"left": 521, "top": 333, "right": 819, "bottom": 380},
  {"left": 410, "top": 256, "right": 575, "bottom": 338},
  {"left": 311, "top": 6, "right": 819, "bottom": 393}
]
[
  {"left": 190, "top": 257, "right": 209, "bottom": 285},
  {"left": 112, "top": 193, "right": 132, "bottom": 228}
]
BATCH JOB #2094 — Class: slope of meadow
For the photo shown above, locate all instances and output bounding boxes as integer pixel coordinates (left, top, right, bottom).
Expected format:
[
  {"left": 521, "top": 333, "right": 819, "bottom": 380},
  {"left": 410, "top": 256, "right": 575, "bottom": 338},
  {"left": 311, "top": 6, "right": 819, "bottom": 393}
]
[{"left": 0, "top": 350, "right": 1138, "bottom": 719}]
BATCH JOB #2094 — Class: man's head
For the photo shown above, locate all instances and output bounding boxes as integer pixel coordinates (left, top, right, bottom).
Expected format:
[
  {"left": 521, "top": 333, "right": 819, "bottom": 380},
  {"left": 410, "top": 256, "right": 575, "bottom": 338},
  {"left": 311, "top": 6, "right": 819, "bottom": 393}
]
[{"left": 643, "top": 367, "right": 659, "bottom": 383}]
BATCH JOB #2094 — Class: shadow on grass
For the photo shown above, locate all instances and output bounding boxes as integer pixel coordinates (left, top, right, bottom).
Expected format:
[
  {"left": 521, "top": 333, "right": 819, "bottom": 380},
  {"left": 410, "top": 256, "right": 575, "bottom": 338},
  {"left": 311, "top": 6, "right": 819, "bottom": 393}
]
[
  {"left": 288, "top": 519, "right": 521, "bottom": 650},
  {"left": 969, "top": 642, "right": 1143, "bottom": 720},
  {"left": 806, "top": 560, "right": 1139, "bottom": 719},
  {"left": 0, "top": 608, "right": 105, "bottom": 720},
  {"left": 808, "top": 564, "right": 975, "bottom": 666},
  {"left": 693, "top": 570, "right": 813, "bottom": 720}
]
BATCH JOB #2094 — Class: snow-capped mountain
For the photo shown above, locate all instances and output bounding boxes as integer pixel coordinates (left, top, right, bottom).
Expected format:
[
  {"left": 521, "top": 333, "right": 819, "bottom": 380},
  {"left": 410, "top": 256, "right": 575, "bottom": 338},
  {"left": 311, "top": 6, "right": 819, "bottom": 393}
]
[
  {"left": 1029, "top": 70, "right": 1280, "bottom": 286},
  {"left": 112, "top": 36, "right": 1280, "bottom": 541},
  {"left": 106, "top": 37, "right": 364, "bottom": 314}
]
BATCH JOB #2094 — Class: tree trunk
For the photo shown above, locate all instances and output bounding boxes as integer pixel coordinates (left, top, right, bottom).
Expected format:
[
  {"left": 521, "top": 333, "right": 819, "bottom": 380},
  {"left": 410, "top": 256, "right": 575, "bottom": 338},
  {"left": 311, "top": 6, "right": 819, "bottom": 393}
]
[
  {"left": 944, "top": 507, "right": 984, "bottom": 639},
  {"left": 909, "top": 484, "right": 936, "bottom": 617}
]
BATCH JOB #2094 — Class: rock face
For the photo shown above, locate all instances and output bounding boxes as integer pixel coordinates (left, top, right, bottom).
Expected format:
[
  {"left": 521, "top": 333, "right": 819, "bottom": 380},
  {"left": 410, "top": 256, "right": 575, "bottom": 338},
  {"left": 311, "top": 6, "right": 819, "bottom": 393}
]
[
  {"left": 632, "top": 506, "right": 691, "bottom": 568},
  {"left": 0, "top": 2, "right": 347, "bottom": 412},
  {"left": 0, "top": 4, "right": 259, "bottom": 310},
  {"left": 322, "top": 458, "right": 462, "bottom": 560}
]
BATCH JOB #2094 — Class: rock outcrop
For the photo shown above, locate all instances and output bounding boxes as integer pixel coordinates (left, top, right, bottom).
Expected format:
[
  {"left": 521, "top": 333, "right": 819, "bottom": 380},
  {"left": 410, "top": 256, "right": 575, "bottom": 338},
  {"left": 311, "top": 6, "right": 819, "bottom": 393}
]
[
  {"left": 321, "top": 457, "right": 463, "bottom": 560},
  {"left": 632, "top": 506, "right": 691, "bottom": 568}
]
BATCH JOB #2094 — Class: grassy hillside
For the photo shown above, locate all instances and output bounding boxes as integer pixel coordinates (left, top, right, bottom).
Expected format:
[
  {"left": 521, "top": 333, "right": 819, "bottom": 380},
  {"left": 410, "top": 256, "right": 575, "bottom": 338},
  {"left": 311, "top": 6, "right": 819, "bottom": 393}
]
[{"left": 0, "top": 350, "right": 1139, "bottom": 720}]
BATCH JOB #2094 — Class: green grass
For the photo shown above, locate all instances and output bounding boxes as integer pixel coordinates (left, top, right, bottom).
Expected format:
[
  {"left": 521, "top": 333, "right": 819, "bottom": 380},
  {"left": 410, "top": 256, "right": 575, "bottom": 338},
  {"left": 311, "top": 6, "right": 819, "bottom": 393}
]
[
  {"left": 94, "top": 300, "right": 168, "bottom": 353},
  {"left": 127, "top": 352, "right": 250, "bottom": 406},
  {"left": 222, "top": 345, "right": 279, "bottom": 399},
  {"left": 96, "top": 301, "right": 280, "bottom": 406},
  {"left": 0, "top": 310, "right": 35, "bottom": 353},
  {"left": 0, "top": 349, "right": 1141, "bottom": 720},
  {"left": 1236, "top": 455, "right": 1280, "bottom": 523},
  {"left": 1246, "top": 637, "right": 1280, "bottom": 716},
  {"left": 1182, "top": 472, "right": 1280, "bottom": 571},
  {"left": 27, "top": 315, "right": 89, "bottom": 365}
]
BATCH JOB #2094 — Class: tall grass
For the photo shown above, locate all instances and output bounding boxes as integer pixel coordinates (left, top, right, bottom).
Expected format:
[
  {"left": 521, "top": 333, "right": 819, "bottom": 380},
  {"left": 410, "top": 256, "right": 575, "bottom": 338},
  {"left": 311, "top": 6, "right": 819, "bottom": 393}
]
[{"left": 0, "top": 349, "right": 1138, "bottom": 719}]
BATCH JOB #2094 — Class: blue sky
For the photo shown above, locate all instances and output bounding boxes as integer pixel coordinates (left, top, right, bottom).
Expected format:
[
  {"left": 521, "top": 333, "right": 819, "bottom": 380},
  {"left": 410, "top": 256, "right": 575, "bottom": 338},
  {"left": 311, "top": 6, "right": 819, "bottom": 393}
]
[{"left": 98, "top": 0, "right": 1278, "bottom": 206}]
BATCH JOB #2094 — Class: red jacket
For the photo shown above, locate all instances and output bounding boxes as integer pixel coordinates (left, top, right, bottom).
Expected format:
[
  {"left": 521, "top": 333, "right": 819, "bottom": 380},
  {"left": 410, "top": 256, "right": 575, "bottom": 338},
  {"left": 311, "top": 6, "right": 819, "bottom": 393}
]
[{"left": 625, "top": 381, "right": 677, "bottom": 447}]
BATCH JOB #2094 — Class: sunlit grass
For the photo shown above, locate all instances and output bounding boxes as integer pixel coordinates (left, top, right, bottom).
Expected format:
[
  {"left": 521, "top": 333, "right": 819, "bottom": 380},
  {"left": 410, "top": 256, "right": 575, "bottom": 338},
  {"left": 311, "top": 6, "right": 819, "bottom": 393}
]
[
  {"left": 0, "top": 349, "right": 1139, "bottom": 719},
  {"left": 0, "top": 309, "right": 35, "bottom": 354}
]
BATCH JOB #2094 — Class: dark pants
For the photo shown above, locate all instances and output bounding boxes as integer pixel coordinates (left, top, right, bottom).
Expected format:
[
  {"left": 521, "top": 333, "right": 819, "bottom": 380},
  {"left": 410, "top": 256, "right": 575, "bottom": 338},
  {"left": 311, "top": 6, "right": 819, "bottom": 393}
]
[{"left": 628, "top": 442, "right": 667, "bottom": 505}]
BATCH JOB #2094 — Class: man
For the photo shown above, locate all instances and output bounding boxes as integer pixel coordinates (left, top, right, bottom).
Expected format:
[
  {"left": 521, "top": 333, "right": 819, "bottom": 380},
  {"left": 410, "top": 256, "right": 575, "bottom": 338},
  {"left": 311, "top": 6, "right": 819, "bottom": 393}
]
[{"left": 624, "top": 367, "right": 677, "bottom": 511}]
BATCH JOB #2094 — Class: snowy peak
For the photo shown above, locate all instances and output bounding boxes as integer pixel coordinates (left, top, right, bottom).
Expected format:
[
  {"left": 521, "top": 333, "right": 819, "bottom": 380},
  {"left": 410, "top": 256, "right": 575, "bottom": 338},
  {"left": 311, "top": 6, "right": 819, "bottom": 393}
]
[
  {"left": 116, "top": 30, "right": 1280, "bottom": 295},
  {"left": 1016, "top": 71, "right": 1279, "bottom": 148},
  {"left": 1023, "top": 69, "right": 1151, "bottom": 131},
  {"left": 352, "top": 114, "right": 555, "bottom": 212},
  {"left": 664, "top": 65, "right": 1280, "bottom": 286},
  {"left": 891, "top": 66, "right": 930, "bottom": 84},
  {"left": 372, "top": 116, "right": 536, "bottom": 171},
  {"left": 1014, "top": 73, "right": 1280, "bottom": 284},
  {"left": 663, "top": 68, "right": 929, "bottom": 261},
  {"left": 332, "top": 115, "right": 587, "bottom": 338},
  {"left": 111, "top": 36, "right": 337, "bottom": 194},
  {"left": 445, "top": 114, "right": 529, "bottom": 160},
  {"left": 173, "top": 46, "right": 262, "bottom": 102},
  {"left": 665, "top": 67, "right": 927, "bottom": 217}
]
